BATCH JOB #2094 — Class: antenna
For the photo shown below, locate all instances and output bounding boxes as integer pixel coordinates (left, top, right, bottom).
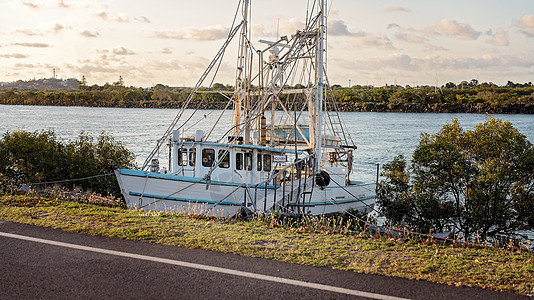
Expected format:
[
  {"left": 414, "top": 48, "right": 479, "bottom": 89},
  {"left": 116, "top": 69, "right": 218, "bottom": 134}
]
[
  {"left": 435, "top": 71, "right": 438, "bottom": 94},
  {"left": 53, "top": 68, "right": 56, "bottom": 79}
]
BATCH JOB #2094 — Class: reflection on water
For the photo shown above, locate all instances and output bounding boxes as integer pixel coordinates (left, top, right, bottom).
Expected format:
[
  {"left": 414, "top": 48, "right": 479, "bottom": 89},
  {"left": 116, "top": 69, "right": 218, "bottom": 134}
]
[{"left": 2, "top": 105, "right": 534, "bottom": 182}]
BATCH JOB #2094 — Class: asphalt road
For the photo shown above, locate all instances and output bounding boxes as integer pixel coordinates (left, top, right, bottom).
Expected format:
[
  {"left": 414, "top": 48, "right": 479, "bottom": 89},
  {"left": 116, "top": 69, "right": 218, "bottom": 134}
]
[{"left": 0, "top": 221, "right": 527, "bottom": 299}]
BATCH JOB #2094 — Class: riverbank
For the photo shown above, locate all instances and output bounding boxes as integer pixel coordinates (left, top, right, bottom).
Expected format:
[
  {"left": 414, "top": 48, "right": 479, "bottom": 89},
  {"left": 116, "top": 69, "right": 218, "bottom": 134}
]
[
  {"left": 2, "top": 101, "right": 534, "bottom": 114},
  {"left": 1, "top": 192, "right": 532, "bottom": 295}
]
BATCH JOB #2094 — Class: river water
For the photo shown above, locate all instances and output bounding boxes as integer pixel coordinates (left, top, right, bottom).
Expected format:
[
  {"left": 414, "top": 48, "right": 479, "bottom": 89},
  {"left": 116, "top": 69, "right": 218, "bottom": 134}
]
[{"left": 1, "top": 104, "right": 534, "bottom": 183}]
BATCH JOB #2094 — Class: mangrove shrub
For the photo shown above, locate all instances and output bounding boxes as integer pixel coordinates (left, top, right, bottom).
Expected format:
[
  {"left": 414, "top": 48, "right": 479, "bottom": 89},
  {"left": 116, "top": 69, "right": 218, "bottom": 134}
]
[
  {"left": 0, "top": 130, "right": 136, "bottom": 197},
  {"left": 377, "top": 117, "right": 534, "bottom": 239}
]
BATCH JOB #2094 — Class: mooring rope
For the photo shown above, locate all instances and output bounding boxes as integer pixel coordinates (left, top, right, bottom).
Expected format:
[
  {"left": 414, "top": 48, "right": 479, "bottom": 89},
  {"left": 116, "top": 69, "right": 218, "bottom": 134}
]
[{"left": 28, "top": 173, "right": 114, "bottom": 186}]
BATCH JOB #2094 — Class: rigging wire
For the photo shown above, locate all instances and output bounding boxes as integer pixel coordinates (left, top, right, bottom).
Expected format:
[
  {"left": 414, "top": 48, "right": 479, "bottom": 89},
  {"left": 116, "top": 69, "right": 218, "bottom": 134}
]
[
  {"left": 141, "top": 1, "right": 244, "bottom": 170},
  {"left": 175, "top": 0, "right": 242, "bottom": 134},
  {"left": 28, "top": 173, "right": 114, "bottom": 186}
]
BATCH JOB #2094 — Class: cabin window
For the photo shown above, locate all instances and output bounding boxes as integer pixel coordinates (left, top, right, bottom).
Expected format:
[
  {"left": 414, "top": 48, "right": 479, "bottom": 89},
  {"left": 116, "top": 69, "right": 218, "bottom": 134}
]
[
  {"left": 177, "top": 149, "right": 184, "bottom": 166},
  {"left": 236, "top": 153, "right": 243, "bottom": 170},
  {"left": 263, "top": 154, "right": 272, "bottom": 172},
  {"left": 202, "top": 148, "right": 215, "bottom": 167},
  {"left": 257, "top": 153, "right": 262, "bottom": 171},
  {"left": 244, "top": 153, "right": 252, "bottom": 171},
  {"left": 189, "top": 149, "right": 196, "bottom": 166},
  {"left": 218, "top": 150, "right": 230, "bottom": 168},
  {"left": 180, "top": 150, "right": 188, "bottom": 166}
]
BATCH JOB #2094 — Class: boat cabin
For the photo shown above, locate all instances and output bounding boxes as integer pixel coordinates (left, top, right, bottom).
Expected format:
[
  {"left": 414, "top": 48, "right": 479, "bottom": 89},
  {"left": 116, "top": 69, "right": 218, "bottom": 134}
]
[{"left": 151, "top": 130, "right": 300, "bottom": 185}]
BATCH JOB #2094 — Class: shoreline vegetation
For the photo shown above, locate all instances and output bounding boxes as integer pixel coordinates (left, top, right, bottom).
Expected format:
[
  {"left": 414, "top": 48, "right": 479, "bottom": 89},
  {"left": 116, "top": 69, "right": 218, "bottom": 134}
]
[
  {"left": 1, "top": 112, "right": 533, "bottom": 295},
  {"left": 1, "top": 192, "right": 533, "bottom": 296},
  {"left": 1, "top": 80, "right": 533, "bottom": 113}
]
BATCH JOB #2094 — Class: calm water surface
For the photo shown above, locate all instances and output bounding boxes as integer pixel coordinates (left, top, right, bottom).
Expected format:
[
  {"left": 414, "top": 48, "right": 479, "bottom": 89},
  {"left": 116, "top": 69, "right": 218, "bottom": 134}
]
[{"left": 1, "top": 105, "right": 533, "bottom": 182}]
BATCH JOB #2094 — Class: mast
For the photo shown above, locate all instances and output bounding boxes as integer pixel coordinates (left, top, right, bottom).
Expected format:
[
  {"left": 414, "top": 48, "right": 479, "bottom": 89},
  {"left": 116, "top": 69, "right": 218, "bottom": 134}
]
[
  {"left": 314, "top": 0, "right": 326, "bottom": 167},
  {"left": 233, "top": 0, "right": 251, "bottom": 141}
]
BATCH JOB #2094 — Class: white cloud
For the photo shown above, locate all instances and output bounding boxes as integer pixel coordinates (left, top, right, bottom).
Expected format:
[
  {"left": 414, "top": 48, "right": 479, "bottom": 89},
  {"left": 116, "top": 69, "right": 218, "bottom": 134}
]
[
  {"left": 148, "top": 55, "right": 212, "bottom": 73},
  {"left": 11, "top": 27, "right": 42, "bottom": 36},
  {"left": 518, "top": 14, "right": 534, "bottom": 37},
  {"left": 12, "top": 42, "right": 50, "bottom": 47},
  {"left": 14, "top": 63, "right": 36, "bottom": 68},
  {"left": 153, "top": 25, "right": 229, "bottom": 41},
  {"left": 348, "top": 32, "right": 395, "bottom": 50},
  {"left": 326, "top": 19, "right": 394, "bottom": 49},
  {"left": 94, "top": 10, "right": 108, "bottom": 20},
  {"left": 22, "top": 2, "right": 38, "bottom": 9},
  {"left": 328, "top": 20, "right": 353, "bottom": 36},
  {"left": 135, "top": 16, "right": 151, "bottom": 23},
  {"left": 251, "top": 24, "right": 269, "bottom": 37},
  {"left": 486, "top": 28, "right": 509, "bottom": 46},
  {"left": 63, "top": 56, "right": 181, "bottom": 85},
  {"left": 335, "top": 53, "right": 534, "bottom": 74},
  {"left": 79, "top": 29, "right": 99, "bottom": 38},
  {"left": 114, "top": 13, "right": 129, "bottom": 23},
  {"left": 10, "top": 23, "right": 69, "bottom": 36},
  {"left": 112, "top": 47, "right": 135, "bottom": 55},
  {"left": 278, "top": 18, "right": 305, "bottom": 35},
  {"left": 0, "top": 53, "right": 28, "bottom": 58},
  {"left": 94, "top": 10, "right": 142, "bottom": 24},
  {"left": 388, "top": 20, "right": 483, "bottom": 48},
  {"left": 384, "top": 7, "right": 411, "bottom": 13},
  {"left": 69, "top": 62, "right": 116, "bottom": 74},
  {"left": 58, "top": 0, "right": 68, "bottom": 8},
  {"left": 434, "top": 19, "right": 481, "bottom": 40},
  {"left": 424, "top": 44, "right": 449, "bottom": 51},
  {"left": 49, "top": 23, "right": 68, "bottom": 34},
  {"left": 394, "top": 32, "right": 427, "bottom": 44},
  {"left": 14, "top": 0, "right": 74, "bottom": 10}
]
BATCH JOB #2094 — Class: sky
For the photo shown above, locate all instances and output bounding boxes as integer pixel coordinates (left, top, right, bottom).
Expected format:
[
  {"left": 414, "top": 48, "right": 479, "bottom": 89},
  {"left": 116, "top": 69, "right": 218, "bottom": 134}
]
[{"left": 0, "top": 0, "right": 533, "bottom": 87}]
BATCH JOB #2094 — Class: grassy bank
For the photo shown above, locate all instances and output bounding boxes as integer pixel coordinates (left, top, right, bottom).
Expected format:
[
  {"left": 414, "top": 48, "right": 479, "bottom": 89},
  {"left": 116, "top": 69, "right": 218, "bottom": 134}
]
[{"left": 1, "top": 193, "right": 533, "bottom": 295}]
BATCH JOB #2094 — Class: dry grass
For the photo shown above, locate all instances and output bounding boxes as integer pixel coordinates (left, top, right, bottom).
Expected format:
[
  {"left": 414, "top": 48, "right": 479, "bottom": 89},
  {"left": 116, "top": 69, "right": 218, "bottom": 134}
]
[{"left": 1, "top": 193, "right": 533, "bottom": 295}]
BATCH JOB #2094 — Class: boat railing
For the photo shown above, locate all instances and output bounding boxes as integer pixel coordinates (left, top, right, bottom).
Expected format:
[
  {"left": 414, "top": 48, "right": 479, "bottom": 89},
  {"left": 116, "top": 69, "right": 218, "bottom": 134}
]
[{"left": 247, "top": 153, "right": 316, "bottom": 214}]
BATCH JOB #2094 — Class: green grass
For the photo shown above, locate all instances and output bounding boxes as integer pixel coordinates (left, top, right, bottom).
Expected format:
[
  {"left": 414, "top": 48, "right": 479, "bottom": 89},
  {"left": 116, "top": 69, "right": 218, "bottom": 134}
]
[{"left": 1, "top": 193, "right": 533, "bottom": 295}]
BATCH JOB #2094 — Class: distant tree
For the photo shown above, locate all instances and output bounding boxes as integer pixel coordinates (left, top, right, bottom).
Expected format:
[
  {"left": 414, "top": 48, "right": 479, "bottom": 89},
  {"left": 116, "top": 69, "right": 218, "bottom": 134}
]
[
  {"left": 113, "top": 76, "right": 124, "bottom": 87},
  {"left": 153, "top": 83, "right": 169, "bottom": 90},
  {"left": 506, "top": 81, "right": 517, "bottom": 88},
  {"left": 377, "top": 117, "right": 534, "bottom": 239},
  {"left": 331, "top": 84, "right": 342, "bottom": 89},
  {"left": 80, "top": 75, "right": 87, "bottom": 87},
  {"left": 211, "top": 83, "right": 226, "bottom": 90}
]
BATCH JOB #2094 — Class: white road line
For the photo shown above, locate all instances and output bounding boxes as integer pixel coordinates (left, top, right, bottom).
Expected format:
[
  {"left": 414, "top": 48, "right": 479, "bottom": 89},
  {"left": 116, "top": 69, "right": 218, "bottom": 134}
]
[{"left": 0, "top": 231, "right": 409, "bottom": 300}]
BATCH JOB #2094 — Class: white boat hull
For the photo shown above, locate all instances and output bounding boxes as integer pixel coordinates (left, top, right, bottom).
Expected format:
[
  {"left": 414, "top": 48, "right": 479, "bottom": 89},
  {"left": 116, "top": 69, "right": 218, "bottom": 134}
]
[{"left": 115, "top": 169, "right": 375, "bottom": 217}]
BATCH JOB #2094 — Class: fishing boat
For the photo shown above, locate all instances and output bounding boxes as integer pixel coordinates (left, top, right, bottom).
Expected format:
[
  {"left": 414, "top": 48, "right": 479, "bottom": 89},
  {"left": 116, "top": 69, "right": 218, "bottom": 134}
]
[{"left": 114, "top": 0, "right": 376, "bottom": 217}]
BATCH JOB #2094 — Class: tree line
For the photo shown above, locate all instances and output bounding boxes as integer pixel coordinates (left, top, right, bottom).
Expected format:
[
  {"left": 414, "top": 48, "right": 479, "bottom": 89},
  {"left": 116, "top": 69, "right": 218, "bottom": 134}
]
[{"left": 0, "top": 80, "right": 533, "bottom": 113}]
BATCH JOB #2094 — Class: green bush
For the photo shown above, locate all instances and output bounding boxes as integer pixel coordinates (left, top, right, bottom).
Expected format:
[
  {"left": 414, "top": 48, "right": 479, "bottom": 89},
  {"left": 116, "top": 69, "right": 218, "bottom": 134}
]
[
  {"left": 0, "top": 130, "right": 136, "bottom": 197},
  {"left": 377, "top": 117, "right": 534, "bottom": 239}
]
